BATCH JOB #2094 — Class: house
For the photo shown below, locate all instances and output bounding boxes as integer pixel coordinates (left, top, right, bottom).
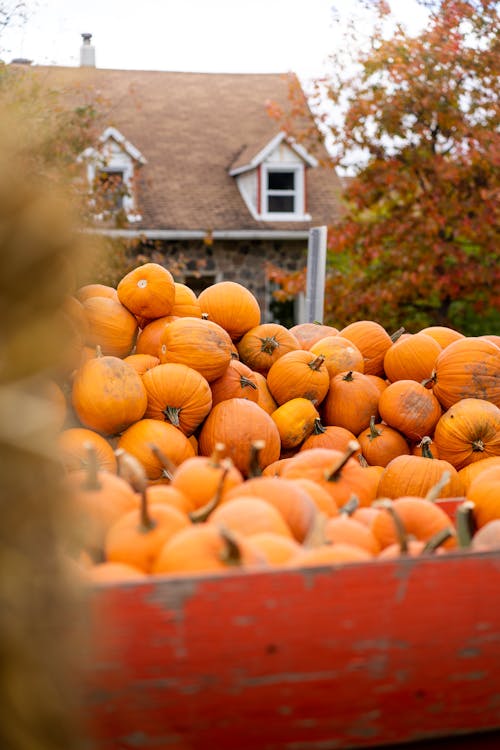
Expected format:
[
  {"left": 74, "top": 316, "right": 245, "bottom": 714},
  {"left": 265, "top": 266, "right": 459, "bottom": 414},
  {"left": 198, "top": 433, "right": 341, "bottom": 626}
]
[{"left": 13, "top": 34, "right": 344, "bottom": 324}]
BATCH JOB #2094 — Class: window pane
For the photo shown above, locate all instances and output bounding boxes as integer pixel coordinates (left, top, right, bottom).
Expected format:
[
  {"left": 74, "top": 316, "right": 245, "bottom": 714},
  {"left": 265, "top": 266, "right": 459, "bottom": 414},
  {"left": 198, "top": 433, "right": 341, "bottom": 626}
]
[
  {"left": 268, "top": 195, "right": 294, "bottom": 213},
  {"left": 97, "top": 170, "right": 124, "bottom": 209},
  {"left": 268, "top": 171, "right": 295, "bottom": 190}
]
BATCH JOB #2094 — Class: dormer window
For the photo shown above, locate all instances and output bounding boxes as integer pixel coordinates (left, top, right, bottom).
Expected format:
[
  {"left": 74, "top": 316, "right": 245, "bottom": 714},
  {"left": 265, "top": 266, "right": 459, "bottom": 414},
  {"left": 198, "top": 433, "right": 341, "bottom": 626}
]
[
  {"left": 79, "top": 126, "right": 146, "bottom": 223},
  {"left": 229, "top": 131, "right": 316, "bottom": 222}
]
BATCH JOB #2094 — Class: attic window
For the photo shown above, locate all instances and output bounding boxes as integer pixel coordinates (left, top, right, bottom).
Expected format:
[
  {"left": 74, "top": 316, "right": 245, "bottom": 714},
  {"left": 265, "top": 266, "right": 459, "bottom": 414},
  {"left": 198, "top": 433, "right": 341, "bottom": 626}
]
[
  {"left": 260, "top": 163, "right": 304, "bottom": 219},
  {"left": 96, "top": 169, "right": 126, "bottom": 211}
]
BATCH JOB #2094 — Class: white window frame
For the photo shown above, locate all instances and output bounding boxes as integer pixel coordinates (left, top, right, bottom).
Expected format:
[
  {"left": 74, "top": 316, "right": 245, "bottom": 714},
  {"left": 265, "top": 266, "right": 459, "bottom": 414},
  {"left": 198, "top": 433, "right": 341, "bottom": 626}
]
[{"left": 260, "top": 163, "right": 306, "bottom": 221}]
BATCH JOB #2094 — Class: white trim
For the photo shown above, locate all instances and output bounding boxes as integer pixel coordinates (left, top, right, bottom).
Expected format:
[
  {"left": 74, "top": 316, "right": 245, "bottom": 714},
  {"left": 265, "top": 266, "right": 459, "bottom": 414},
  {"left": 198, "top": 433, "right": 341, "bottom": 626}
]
[
  {"left": 83, "top": 228, "right": 311, "bottom": 240},
  {"left": 229, "top": 130, "right": 317, "bottom": 176},
  {"left": 260, "top": 162, "right": 310, "bottom": 221}
]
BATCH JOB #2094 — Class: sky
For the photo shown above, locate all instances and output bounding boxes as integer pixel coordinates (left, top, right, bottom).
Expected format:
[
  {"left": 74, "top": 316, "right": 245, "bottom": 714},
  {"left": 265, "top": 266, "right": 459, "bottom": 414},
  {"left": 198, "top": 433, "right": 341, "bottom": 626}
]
[{"left": 1, "top": 0, "right": 430, "bottom": 80}]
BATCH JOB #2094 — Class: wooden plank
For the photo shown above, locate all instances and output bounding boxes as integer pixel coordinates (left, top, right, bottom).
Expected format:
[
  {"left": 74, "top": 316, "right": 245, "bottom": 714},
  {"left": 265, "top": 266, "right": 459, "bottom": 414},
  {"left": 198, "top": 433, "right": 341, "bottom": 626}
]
[{"left": 82, "top": 550, "right": 500, "bottom": 749}]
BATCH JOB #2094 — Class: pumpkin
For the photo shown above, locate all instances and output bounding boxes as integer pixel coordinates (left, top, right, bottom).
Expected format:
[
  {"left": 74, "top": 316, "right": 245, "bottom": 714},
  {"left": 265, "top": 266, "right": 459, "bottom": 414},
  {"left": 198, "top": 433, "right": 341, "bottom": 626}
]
[
  {"left": 142, "top": 362, "right": 212, "bottom": 436},
  {"left": 170, "top": 445, "right": 244, "bottom": 511},
  {"left": 72, "top": 351, "right": 147, "bottom": 436},
  {"left": 237, "top": 323, "right": 300, "bottom": 375},
  {"left": 266, "top": 350, "right": 330, "bottom": 406},
  {"left": 471, "top": 519, "right": 500, "bottom": 551},
  {"left": 58, "top": 427, "right": 117, "bottom": 473},
  {"left": 117, "top": 418, "right": 196, "bottom": 481},
  {"left": 288, "top": 477, "right": 340, "bottom": 517},
  {"left": 300, "top": 420, "right": 360, "bottom": 456},
  {"left": 198, "top": 398, "right": 281, "bottom": 476},
  {"left": 210, "top": 359, "right": 259, "bottom": 406},
  {"left": 309, "top": 335, "right": 364, "bottom": 378},
  {"left": 208, "top": 496, "right": 294, "bottom": 539},
  {"left": 87, "top": 561, "right": 146, "bottom": 583},
  {"left": 338, "top": 320, "right": 394, "bottom": 376},
  {"left": 457, "top": 456, "right": 500, "bottom": 492},
  {"left": 288, "top": 322, "right": 339, "bottom": 350},
  {"left": 223, "top": 476, "right": 317, "bottom": 543},
  {"left": 171, "top": 282, "right": 202, "bottom": 318},
  {"left": 135, "top": 315, "right": 178, "bottom": 357},
  {"left": 357, "top": 415, "right": 410, "bottom": 468},
  {"left": 76, "top": 283, "right": 119, "bottom": 303},
  {"left": 159, "top": 316, "right": 233, "bottom": 382},
  {"left": 289, "top": 543, "right": 373, "bottom": 567},
  {"left": 322, "top": 370, "right": 380, "bottom": 436},
  {"left": 378, "top": 379, "right": 442, "bottom": 441},
  {"left": 371, "top": 497, "right": 457, "bottom": 550},
  {"left": 152, "top": 524, "right": 266, "bottom": 575},
  {"left": 271, "top": 397, "right": 319, "bottom": 451},
  {"left": 252, "top": 371, "right": 278, "bottom": 415},
  {"left": 419, "top": 325, "right": 465, "bottom": 349},
  {"left": 429, "top": 337, "right": 500, "bottom": 409},
  {"left": 466, "top": 465, "right": 500, "bottom": 528},
  {"left": 145, "top": 483, "right": 196, "bottom": 515},
  {"left": 432, "top": 398, "right": 500, "bottom": 470},
  {"left": 247, "top": 532, "right": 302, "bottom": 565},
  {"left": 412, "top": 436, "right": 440, "bottom": 459},
  {"left": 197, "top": 281, "right": 261, "bottom": 341},
  {"left": 81, "top": 296, "right": 138, "bottom": 358},
  {"left": 122, "top": 353, "right": 160, "bottom": 376},
  {"left": 376, "top": 454, "right": 464, "bottom": 499},
  {"left": 383, "top": 332, "right": 442, "bottom": 384},
  {"left": 324, "top": 515, "right": 381, "bottom": 555},
  {"left": 117, "top": 262, "right": 176, "bottom": 319}
]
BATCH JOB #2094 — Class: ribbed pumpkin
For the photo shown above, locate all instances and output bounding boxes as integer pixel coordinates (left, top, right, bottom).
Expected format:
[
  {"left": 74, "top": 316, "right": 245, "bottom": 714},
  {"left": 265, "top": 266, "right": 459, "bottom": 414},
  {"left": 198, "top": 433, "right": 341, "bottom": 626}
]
[
  {"left": 288, "top": 322, "right": 339, "bottom": 350},
  {"left": 378, "top": 379, "right": 442, "bottom": 442},
  {"left": 419, "top": 325, "right": 465, "bottom": 349},
  {"left": 58, "top": 427, "right": 117, "bottom": 473},
  {"left": 433, "top": 398, "right": 500, "bottom": 470},
  {"left": 253, "top": 371, "right": 278, "bottom": 415},
  {"left": 300, "top": 420, "right": 360, "bottom": 455},
  {"left": 159, "top": 316, "right": 233, "bottom": 382},
  {"left": 117, "top": 262, "right": 176, "bottom": 319},
  {"left": 142, "top": 362, "right": 212, "bottom": 435},
  {"left": 123, "top": 353, "right": 160, "bottom": 376},
  {"left": 210, "top": 359, "right": 259, "bottom": 406},
  {"left": 357, "top": 416, "right": 410, "bottom": 468},
  {"left": 371, "top": 497, "right": 457, "bottom": 550},
  {"left": 76, "top": 283, "right": 119, "bottom": 302},
  {"left": 82, "top": 296, "right": 138, "bottom": 358},
  {"left": 170, "top": 446, "right": 244, "bottom": 511},
  {"left": 266, "top": 350, "right": 330, "bottom": 406},
  {"left": 72, "top": 352, "right": 147, "bottom": 435},
  {"left": 271, "top": 397, "right": 319, "bottom": 451},
  {"left": 171, "top": 282, "right": 202, "bottom": 318},
  {"left": 322, "top": 370, "right": 380, "bottom": 436},
  {"left": 429, "top": 337, "right": 500, "bottom": 409},
  {"left": 458, "top": 456, "right": 500, "bottom": 492},
  {"left": 117, "top": 418, "right": 196, "bottom": 480},
  {"left": 237, "top": 323, "right": 300, "bottom": 375},
  {"left": 338, "top": 320, "right": 393, "bottom": 376},
  {"left": 466, "top": 466, "right": 500, "bottom": 528},
  {"left": 376, "top": 454, "right": 464, "bottom": 499},
  {"left": 198, "top": 398, "right": 281, "bottom": 476},
  {"left": 197, "top": 281, "right": 261, "bottom": 341},
  {"left": 309, "top": 335, "right": 364, "bottom": 379},
  {"left": 383, "top": 332, "right": 442, "bottom": 384}
]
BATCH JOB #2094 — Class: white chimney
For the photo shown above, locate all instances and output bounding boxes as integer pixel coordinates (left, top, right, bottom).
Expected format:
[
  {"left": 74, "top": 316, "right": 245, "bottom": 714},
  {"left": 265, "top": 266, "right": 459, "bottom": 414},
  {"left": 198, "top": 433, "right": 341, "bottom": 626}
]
[{"left": 80, "top": 33, "right": 96, "bottom": 67}]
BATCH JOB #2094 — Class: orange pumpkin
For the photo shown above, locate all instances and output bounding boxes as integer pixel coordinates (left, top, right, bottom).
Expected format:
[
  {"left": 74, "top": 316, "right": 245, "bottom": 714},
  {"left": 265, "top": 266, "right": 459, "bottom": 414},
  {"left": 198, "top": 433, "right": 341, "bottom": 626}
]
[
  {"left": 322, "top": 370, "right": 380, "bottom": 436},
  {"left": 252, "top": 371, "right": 278, "bottom": 415},
  {"left": 159, "top": 316, "right": 233, "bottom": 382},
  {"left": 378, "top": 379, "right": 442, "bottom": 441},
  {"left": 117, "top": 418, "right": 196, "bottom": 480},
  {"left": 170, "top": 446, "right": 244, "bottom": 511},
  {"left": 117, "top": 262, "right": 176, "bottom": 319},
  {"left": 432, "top": 398, "right": 500, "bottom": 470},
  {"left": 338, "top": 320, "right": 394, "bottom": 376},
  {"left": 419, "top": 325, "right": 465, "bottom": 349},
  {"left": 300, "top": 420, "right": 360, "bottom": 455},
  {"left": 357, "top": 415, "right": 410, "bottom": 468},
  {"left": 309, "top": 335, "right": 364, "bottom": 379},
  {"left": 266, "top": 350, "right": 330, "bottom": 406},
  {"left": 210, "top": 359, "right": 260, "bottom": 406},
  {"left": 135, "top": 315, "right": 178, "bottom": 357},
  {"left": 457, "top": 456, "right": 500, "bottom": 492},
  {"left": 237, "top": 323, "right": 300, "bottom": 375},
  {"left": 376, "top": 454, "right": 464, "bottom": 499},
  {"left": 122, "top": 353, "right": 160, "bottom": 376},
  {"left": 430, "top": 337, "right": 500, "bottom": 409},
  {"left": 71, "top": 352, "right": 147, "bottom": 436},
  {"left": 197, "top": 281, "right": 261, "bottom": 341},
  {"left": 247, "top": 533, "right": 302, "bottom": 565},
  {"left": 171, "top": 282, "right": 202, "bottom": 318},
  {"left": 371, "top": 497, "right": 457, "bottom": 550},
  {"left": 208, "top": 496, "right": 294, "bottom": 539},
  {"left": 271, "top": 397, "right": 319, "bottom": 451},
  {"left": 466, "top": 465, "right": 500, "bottom": 528},
  {"left": 288, "top": 322, "right": 339, "bottom": 350},
  {"left": 82, "top": 296, "right": 138, "bottom": 358},
  {"left": 383, "top": 332, "right": 442, "bottom": 383},
  {"left": 198, "top": 398, "right": 281, "bottom": 477},
  {"left": 76, "top": 283, "right": 119, "bottom": 303},
  {"left": 142, "top": 362, "right": 212, "bottom": 435},
  {"left": 324, "top": 514, "right": 381, "bottom": 555},
  {"left": 58, "top": 427, "right": 117, "bottom": 473}
]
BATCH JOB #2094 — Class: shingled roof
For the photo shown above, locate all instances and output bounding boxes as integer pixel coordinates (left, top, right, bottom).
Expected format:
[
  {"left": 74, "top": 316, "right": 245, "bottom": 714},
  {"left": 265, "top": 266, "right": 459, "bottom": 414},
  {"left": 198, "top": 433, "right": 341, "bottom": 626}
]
[{"left": 24, "top": 65, "right": 344, "bottom": 234}]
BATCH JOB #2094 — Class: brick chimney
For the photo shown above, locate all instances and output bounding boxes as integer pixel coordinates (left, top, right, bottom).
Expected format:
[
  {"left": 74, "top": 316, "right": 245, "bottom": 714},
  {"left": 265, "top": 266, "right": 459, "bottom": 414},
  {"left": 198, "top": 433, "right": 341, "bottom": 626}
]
[{"left": 80, "top": 33, "right": 96, "bottom": 67}]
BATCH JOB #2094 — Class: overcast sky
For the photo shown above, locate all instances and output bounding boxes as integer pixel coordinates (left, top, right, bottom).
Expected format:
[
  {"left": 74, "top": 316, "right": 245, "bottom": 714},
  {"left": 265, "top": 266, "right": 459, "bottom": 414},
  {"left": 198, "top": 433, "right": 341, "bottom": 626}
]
[{"left": 1, "top": 0, "right": 429, "bottom": 79}]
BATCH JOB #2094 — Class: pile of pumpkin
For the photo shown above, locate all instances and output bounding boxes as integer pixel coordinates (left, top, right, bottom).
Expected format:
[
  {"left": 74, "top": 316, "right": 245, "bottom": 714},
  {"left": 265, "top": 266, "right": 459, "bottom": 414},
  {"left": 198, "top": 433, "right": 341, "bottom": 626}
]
[{"left": 53, "top": 262, "right": 500, "bottom": 582}]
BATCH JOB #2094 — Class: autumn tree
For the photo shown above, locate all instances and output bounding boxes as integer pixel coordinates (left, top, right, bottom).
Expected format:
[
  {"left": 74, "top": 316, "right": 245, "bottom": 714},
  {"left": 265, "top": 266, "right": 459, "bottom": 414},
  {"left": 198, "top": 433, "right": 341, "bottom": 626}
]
[{"left": 269, "top": 0, "right": 500, "bottom": 334}]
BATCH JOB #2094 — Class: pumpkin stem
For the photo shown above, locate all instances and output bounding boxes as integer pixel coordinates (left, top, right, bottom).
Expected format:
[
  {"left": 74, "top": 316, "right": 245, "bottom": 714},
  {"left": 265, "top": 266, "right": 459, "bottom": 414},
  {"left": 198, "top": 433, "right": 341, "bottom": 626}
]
[
  {"left": 115, "top": 449, "right": 154, "bottom": 531},
  {"left": 311, "top": 417, "right": 326, "bottom": 436},
  {"left": 339, "top": 495, "right": 360, "bottom": 515},
  {"left": 324, "top": 440, "right": 360, "bottom": 483},
  {"left": 189, "top": 461, "right": 230, "bottom": 523},
  {"left": 308, "top": 354, "right": 325, "bottom": 371},
  {"left": 259, "top": 336, "right": 279, "bottom": 355},
  {"left": 373, "top": 498, "right": 409, "bottom": 554},
  {"left": 342, "top": 370, "right": 354, "bottom": 382},
  {"left": 366, "top": 415, "right": 382, "bottom": 441},
  {"left": 218, "top": 525, "right": 244, "bottom": 566},
  {"left": 421, "top": 371, "right": 437, "bottom": 389},
  {"left": 162, "top": 405, "right": 181, "bottom": 427},
  {"left": 471, "top": 439, "right": 485, "bottom": 453},
  {"left": 425, "top": 470, "right": 451, "bottom": 502},
  {"left": 421, "top": 527, "right": 455, "bottom": 554},
  {"left": 148, "top": 442, "right": 177, "bottom": 481},
  {"left": 95, "top": 344, "right": 103, "bottom": 358},
  {"left": 240, "top": 375, "right": 258, "bottom": 391},
  {"left": 82, "top": 442, "right": 102, "bottom": 491},
  {"left": 357, "top": 454, "right": 369, "bottom": 468},
  {"left": 208, "top": 442, "right": 227, "bottom": 468},
  {"left": 201, "top": 312, "right": 209, "bottom": 320},
  {"left": 248, "top": 440, "right": 265, "bottom": 478},
  {"left": 416, "top": 436, "right": 435, "bottom": 459},
  {"left": 390, "top": 327, "right": 406, "bottom": 342},
  {"left": 303, "top": 510, "right": 329, "bottom": 548},
  {"left": 456, "top": 500, "right": 477, "bottom": 549}
]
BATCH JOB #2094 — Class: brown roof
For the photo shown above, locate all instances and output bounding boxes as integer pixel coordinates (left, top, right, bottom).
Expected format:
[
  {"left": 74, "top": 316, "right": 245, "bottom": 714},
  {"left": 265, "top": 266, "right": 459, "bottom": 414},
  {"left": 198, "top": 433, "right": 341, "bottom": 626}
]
[{"left": 23, "top": 65, "right": 343, "bottom": 233}]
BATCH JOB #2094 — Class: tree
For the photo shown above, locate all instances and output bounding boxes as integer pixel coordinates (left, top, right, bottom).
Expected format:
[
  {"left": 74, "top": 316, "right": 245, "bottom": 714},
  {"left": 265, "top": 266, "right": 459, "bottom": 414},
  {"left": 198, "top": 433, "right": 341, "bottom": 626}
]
[{"left": 268, "top": 0, "right": 500, "bottom": 334}]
